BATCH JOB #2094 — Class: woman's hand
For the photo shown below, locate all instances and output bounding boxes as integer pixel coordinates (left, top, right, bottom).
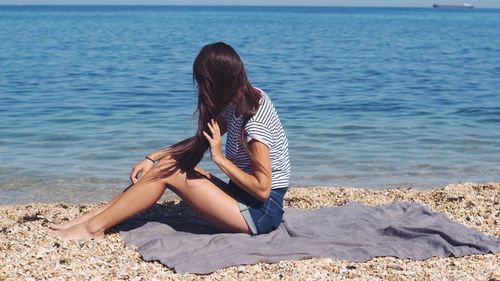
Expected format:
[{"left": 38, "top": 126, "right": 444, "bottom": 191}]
[
  {"left": 130, "top": 158, "right": 155, "bottom": 184},
  {"left": 203, "top": 118, "right": 224, "bottom": 164}
]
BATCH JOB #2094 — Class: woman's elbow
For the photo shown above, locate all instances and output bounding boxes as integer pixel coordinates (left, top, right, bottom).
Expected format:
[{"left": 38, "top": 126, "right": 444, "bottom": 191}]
[{"left": 256, "top": 181, "right": 272, "bottom": 202}]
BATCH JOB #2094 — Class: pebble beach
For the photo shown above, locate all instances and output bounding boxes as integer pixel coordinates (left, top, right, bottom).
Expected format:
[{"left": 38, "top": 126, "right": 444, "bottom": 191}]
[
  {"left": 2, "top": 5, "right": 500, "bottom": 280},
  {"left": 0, "top": 182, "right": 498, "bottom": 280}
]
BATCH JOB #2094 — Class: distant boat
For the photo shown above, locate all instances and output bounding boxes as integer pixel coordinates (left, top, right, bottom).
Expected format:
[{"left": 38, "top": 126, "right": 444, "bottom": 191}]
[{"left": 433, "top": 3, "right": 474, "bottom": 8}]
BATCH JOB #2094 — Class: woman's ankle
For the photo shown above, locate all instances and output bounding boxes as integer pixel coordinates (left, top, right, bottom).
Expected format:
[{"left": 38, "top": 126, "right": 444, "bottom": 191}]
[{"left": 84, "top": 220, "right": 106, "bottom": 236}]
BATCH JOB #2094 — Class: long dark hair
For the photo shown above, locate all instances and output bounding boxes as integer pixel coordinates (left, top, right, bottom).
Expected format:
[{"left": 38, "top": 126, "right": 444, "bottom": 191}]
[{"left": 147, "top": 42, "right": 262, "bottom": 182}]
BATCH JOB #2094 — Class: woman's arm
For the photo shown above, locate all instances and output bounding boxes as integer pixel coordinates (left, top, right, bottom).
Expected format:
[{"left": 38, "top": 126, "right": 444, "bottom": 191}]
[
  {"left": 203, "top": 119, "right": 272, "bottom": 202},
  {"left": 146, "top": 146, "right": 171, "bottom": 161}
]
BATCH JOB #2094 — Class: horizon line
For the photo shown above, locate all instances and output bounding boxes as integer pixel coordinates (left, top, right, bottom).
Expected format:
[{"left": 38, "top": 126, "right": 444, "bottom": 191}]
[{"left": 0, "top": 4, "right": 498, "bottom": 8}]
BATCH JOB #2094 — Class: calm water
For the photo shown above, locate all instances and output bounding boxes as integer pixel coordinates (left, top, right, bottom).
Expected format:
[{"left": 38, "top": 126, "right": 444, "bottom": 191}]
[{"left": 1, "top": 6, "right": 499, "bottom": 204}]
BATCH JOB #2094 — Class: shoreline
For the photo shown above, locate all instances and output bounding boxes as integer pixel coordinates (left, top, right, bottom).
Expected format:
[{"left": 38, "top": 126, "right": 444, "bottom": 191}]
[
  {"left": 2, "top": 179, "right": 499, "bottom": 206},
  {"left": 1, "top": 182, "right": 498, "bottom": 280}
]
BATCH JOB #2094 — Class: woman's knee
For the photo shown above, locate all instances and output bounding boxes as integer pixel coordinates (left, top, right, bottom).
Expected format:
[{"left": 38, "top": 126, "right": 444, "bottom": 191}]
[
  {"left": 144, "top": 157, "right": 215, "bottom": 189},
  {"left": 194, "top": 166, "right": 210, "bottom": 178},
  {"left": 142, "top": 157, "right": 178, "bottom": 184}
]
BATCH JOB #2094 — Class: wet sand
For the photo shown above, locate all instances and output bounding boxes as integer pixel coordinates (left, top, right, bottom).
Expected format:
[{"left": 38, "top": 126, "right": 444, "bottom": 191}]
[{"left": 0, "top": 182, "right": 498, "bottom": 280}]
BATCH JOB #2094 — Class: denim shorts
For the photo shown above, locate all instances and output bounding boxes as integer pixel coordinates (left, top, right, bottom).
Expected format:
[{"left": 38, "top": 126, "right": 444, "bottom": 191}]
[{"left": 224, "top": 181, "right": 288, "bottom": 235}]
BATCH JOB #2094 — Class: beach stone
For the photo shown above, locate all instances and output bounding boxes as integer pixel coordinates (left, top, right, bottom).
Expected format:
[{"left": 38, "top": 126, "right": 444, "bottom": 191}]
[{"left": 0, "top": 182, "right": 498, "bottom": 280}]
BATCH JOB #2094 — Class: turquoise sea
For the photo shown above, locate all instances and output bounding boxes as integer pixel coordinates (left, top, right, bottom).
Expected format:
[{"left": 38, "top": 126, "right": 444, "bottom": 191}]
[{"left": 1, "top": 6, "right": 499, "bottom": 204}]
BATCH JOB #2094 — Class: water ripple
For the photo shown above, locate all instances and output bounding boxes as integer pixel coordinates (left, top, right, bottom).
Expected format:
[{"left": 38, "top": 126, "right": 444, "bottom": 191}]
[{"left": 1, "top": 6, "right": 499, "bottom": 195}]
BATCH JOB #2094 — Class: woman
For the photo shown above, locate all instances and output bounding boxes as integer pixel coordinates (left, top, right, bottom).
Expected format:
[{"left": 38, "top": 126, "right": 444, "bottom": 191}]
[{"left": 49, "top": 42, "right": 291, "bottom": 240}]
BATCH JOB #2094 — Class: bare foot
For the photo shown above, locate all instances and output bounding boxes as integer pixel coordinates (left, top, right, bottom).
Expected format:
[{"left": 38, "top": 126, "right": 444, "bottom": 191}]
[
  {"left": 49, "top": 221, "right": 105, "bottom": 241},
  {"left": 50, "top": 219, "right": 84, "bottom": 230}
]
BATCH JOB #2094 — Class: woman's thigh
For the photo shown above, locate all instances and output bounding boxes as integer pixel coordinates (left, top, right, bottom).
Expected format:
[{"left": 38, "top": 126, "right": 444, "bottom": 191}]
[{"left": 145, "top": 162, "right": 251, "bottom": 234}]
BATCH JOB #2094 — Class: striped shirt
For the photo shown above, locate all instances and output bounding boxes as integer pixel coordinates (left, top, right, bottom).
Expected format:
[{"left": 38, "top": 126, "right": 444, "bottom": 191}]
[{"left": 224, "top": 88, "right": 291, "bottom": 189}]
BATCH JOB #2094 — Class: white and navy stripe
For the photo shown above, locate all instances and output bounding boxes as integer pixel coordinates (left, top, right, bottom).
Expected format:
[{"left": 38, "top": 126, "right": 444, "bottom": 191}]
[{"left": 224, "top": 88, "right": 291, "bottom": 190}]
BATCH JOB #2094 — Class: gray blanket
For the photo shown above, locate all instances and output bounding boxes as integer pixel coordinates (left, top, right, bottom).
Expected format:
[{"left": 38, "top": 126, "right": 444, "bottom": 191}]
[{"left": 117, "top": 199, "right": 500, "bottom": 274}]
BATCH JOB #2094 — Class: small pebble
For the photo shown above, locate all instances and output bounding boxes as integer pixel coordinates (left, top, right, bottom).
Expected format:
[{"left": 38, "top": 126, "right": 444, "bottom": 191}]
[{"left": 0, "top": 181, "right": 498, "bottom": 280}]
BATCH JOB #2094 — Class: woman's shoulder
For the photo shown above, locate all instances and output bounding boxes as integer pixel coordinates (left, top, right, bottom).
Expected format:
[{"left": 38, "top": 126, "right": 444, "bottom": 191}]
[
  {"left": 254, "top": 87, "right": 270, "bottom": 102},
  {"left": 249, "top": 87, "right": 277, "bottom": 125},
  {"left": 253, "top": 87, "right": 274, "bottom": 110}
]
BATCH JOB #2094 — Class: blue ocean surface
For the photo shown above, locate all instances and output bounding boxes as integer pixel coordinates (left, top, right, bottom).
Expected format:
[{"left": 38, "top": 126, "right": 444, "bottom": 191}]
[{"left": 1, "top": 6, "right": 499, "bottom": 204}]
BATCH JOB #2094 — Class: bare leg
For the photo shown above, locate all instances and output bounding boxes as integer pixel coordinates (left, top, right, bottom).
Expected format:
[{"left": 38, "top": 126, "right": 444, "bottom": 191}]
[
  {"left": 49, "top": 183, "right": 134, "bottom": 230},
  {"left": 49, "top": 190, "right": 125, "bottom": 230},
  {"left": 49, "top": 160, "right": 250, "bottom": 240}
]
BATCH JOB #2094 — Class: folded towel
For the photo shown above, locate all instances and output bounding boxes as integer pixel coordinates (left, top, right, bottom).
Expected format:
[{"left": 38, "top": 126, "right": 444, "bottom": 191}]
[{"left": 117, "top": 199, "right": 500, "bottom": 274}]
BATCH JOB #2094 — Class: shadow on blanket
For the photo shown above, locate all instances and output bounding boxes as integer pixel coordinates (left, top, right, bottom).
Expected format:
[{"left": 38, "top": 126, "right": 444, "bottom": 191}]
[
  {"left": 110, "top": 200, "right": 220, "bottom": 235},
  {"left": 113, "top": 199, "right": 500, "bottom": 274}
]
